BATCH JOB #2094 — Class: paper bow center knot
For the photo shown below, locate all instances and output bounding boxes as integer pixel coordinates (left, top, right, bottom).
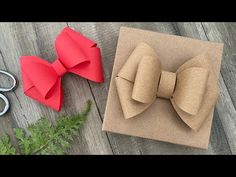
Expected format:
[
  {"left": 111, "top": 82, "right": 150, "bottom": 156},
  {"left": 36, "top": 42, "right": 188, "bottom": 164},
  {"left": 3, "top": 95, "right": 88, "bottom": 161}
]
[
  {"left": 157, "top": 71, "right": 176, "bottom": 99},
  {"left": 52, "top": 59, "right": 68, "bottom": 76},
  {"left": 115, "top": 42, "right": 219, "bottom": 131},
  {"left": 132, "top": 55, "right": 177, "bottom": 102}
]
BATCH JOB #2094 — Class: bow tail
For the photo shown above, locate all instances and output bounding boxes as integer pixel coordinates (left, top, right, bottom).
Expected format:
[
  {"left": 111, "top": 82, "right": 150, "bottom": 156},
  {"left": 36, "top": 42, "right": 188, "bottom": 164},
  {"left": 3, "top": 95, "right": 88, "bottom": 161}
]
[
  {"left": 171, "top": 73, "right": 219, "bottom": 131},
  {"left": 115, "top": 77, "right": 153, "bottom": 119},
  {"left": 22, "top": 70, "right": 63, "bottom": 111},
  {"left": 20, "top": 56, "right": 64, "bottom": 111}
]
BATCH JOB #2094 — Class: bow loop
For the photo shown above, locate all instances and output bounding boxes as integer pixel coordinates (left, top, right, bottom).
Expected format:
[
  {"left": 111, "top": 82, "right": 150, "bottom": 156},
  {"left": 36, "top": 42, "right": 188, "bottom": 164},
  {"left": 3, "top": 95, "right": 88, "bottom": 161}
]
[
  {"left": 20, "top": 56, "right": 59, "bottom": 99},
  {"left": 118, "top": 42, "right": 158, "bottom": 82},
  {"left": 173, "top": 67, "right": 209, "bottom": 115},
  {"left": 157, "top": 71, "right": 176, "bottom": 99},
  {"left": 132, "top": 56, "right": 161, "bottom": 103},
  {"left": 55, "top": 27, "right": 90, "bottom": 68}
]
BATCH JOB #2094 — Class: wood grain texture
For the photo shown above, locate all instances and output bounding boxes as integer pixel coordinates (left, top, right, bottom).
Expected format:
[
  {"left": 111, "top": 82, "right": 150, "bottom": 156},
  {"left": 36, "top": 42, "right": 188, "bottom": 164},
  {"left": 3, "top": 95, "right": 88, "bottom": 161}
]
[
  {"left": 68, "top": 22, "right": 231, "bottom": 154},
  {"left": 175, "top": 22, "right": 233, "bottom": 154},
  {"left": 0, "top": 23, "right": 112, "bottom": 154},
  {"left": 194, "top": 22, "right": 236, "bottom": 154},
  {"left": 0, "top": 52, "right": 18, "bottom": 149},
  {"left": 0, "top": 22, "right": 233, "bottom": 154}
]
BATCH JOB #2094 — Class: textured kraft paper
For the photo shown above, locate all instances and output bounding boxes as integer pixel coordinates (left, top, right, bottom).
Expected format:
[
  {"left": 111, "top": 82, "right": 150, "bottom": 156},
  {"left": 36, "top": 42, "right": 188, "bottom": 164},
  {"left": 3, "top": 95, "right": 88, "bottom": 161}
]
[
  {"left": 115, "top": 42, "right": 216, "bottom": 131},
  {"left": 115, "top": 43, "right": 218, "bottom": 131},
  {"left": 102, "top": 27, "right": 224, "bottom": 149}
]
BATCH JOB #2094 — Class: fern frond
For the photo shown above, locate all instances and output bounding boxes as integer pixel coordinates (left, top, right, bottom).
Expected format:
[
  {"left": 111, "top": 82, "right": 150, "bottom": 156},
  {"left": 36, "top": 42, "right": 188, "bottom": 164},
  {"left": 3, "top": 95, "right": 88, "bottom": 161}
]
[
  {"left": 0, "top": 134, "right": 16, "bottom": 155},
  {"left": 14, "top": 100, "right": 92, "bottom": 155}
]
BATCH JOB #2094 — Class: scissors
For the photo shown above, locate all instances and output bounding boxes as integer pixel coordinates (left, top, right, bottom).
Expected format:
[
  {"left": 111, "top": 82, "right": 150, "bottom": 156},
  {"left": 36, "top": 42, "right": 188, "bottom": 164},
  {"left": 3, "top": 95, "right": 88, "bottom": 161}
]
[{"left": 0, "top": 70, "right": 17, "bottom": 116}]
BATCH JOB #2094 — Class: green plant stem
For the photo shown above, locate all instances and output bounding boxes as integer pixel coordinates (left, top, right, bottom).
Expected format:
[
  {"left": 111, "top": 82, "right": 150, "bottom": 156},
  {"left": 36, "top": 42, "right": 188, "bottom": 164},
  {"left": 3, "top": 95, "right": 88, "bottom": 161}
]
[
  {"left": 30, "top": 134, "right": 58, "bottom": 155},
  {"left": 0, "top": 100, "right": 91, "bottom": 155},
  {"left": 31, "top": 118, "right": 85, "bottom": 154}
]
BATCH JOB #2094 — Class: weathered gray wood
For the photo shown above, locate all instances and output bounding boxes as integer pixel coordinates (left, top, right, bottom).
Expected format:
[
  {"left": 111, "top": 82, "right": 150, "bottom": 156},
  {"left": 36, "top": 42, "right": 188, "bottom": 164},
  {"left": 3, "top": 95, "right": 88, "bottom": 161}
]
[
  {"left": 0, "top": 22, "right": 233, "bottom": 154},
  {"left": 202, "top": 23, "right": 236, "bottom": 105},
  {"left": 176, "top": 22, "right": 234, "bottom": 154},
  {"left": 0, "top": 52, "right": 19, "bottom": 150},
  {"left": 68, "top": 22, "right": 230, "bottom": 154},
  {"left": 192, "top": 22, "right": 236, "bottom": 154},
  {"left": 0, "top": 23, "right": 112, "bottom": 154}
]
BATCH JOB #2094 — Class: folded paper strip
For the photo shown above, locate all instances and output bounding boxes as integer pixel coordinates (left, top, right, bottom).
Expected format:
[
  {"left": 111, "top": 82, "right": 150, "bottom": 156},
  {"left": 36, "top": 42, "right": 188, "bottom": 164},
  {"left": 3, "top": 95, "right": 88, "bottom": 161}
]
[
  {"left": 115, "top": 42, "right": 219, "bottom": 131},
  {"left": 20, "top": 27, "right": 104, "bottom": 111}
]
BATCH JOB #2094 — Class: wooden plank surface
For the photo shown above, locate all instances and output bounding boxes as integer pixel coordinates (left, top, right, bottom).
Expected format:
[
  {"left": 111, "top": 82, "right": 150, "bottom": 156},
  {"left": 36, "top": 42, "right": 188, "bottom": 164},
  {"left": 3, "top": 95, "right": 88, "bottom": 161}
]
[
  {"left": 0, "top": 22, "right": 234, "bottom": 154},
  {"left": 176, "top": 22, "right": 236, "bottom": 154},
  {"left": 0, "top": 23, "right": 112, "bottom": 154}
]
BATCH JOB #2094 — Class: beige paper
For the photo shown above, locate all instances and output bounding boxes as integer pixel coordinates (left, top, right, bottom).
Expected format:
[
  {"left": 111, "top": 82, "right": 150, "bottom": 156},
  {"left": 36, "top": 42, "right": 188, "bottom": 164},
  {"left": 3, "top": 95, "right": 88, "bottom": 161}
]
[
  {"left": 157, "top": 71, "right": 176, "bottom": 99},
  {"left": 116, "top": 45, "right": 218, "bottom": 130},
  {"left": 102, "top": 27, "right": 224, "bottom": 149},
  {"left": 132, "top": 56, "right": 161, "bottom": 103}
]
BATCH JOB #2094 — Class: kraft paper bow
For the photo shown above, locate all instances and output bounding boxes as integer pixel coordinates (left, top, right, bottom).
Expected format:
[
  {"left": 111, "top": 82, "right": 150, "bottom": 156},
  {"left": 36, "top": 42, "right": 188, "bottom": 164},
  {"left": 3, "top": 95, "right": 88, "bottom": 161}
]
[
  {"left": 115, "top": 42, "right": 219, "bottom": 130},
  {"left": 20, "top": 27, "right": 104, "bottom": 111}
]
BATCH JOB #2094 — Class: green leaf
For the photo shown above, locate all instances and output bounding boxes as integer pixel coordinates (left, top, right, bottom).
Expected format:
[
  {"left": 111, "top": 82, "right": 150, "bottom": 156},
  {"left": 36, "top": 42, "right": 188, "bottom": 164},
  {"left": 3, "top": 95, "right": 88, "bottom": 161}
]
[
  {"left": 13, "top": 100, "right": 91, "bottom": 155},
  {"left": 0, "top": 134, "right": 16, "bottom": 155}
]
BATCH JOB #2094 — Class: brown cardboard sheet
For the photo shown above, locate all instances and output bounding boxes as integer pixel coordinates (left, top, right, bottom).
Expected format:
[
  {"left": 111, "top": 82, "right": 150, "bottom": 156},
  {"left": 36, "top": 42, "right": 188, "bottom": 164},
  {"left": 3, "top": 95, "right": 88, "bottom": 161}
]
[{"left": 102, "top": 27, "right": 224, "bottom": 149}]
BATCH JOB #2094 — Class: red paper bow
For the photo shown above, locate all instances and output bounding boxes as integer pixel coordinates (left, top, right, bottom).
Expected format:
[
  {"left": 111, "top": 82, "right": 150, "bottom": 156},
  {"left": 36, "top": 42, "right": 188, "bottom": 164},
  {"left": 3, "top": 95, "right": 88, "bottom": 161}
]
[{"left": 20, "top": 27, "right": 104, "bottom": 111}]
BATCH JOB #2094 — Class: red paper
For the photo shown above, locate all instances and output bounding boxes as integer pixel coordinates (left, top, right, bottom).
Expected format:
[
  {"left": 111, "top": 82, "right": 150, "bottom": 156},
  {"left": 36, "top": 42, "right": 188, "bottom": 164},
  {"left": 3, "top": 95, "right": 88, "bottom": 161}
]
[{"left": 20, "top": 27, "right": 104, "bottom": 111}]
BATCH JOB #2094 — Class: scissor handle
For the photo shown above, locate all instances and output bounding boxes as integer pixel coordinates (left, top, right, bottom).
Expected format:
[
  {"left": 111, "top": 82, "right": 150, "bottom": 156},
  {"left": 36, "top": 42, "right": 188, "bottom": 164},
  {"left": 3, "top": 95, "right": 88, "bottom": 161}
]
[
  {"left": 0, "top": 93, "right": 9, "bottom": 116},
  {"left": 0, "top": 70, "right": 17, "bottom": 92}
]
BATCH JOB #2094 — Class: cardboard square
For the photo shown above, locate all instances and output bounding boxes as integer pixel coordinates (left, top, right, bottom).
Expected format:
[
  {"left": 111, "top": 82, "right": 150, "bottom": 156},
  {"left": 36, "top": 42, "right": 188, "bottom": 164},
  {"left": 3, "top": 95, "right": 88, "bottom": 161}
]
[{"left": 102, "top": 27, "right": 224, "bottom": 149}]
